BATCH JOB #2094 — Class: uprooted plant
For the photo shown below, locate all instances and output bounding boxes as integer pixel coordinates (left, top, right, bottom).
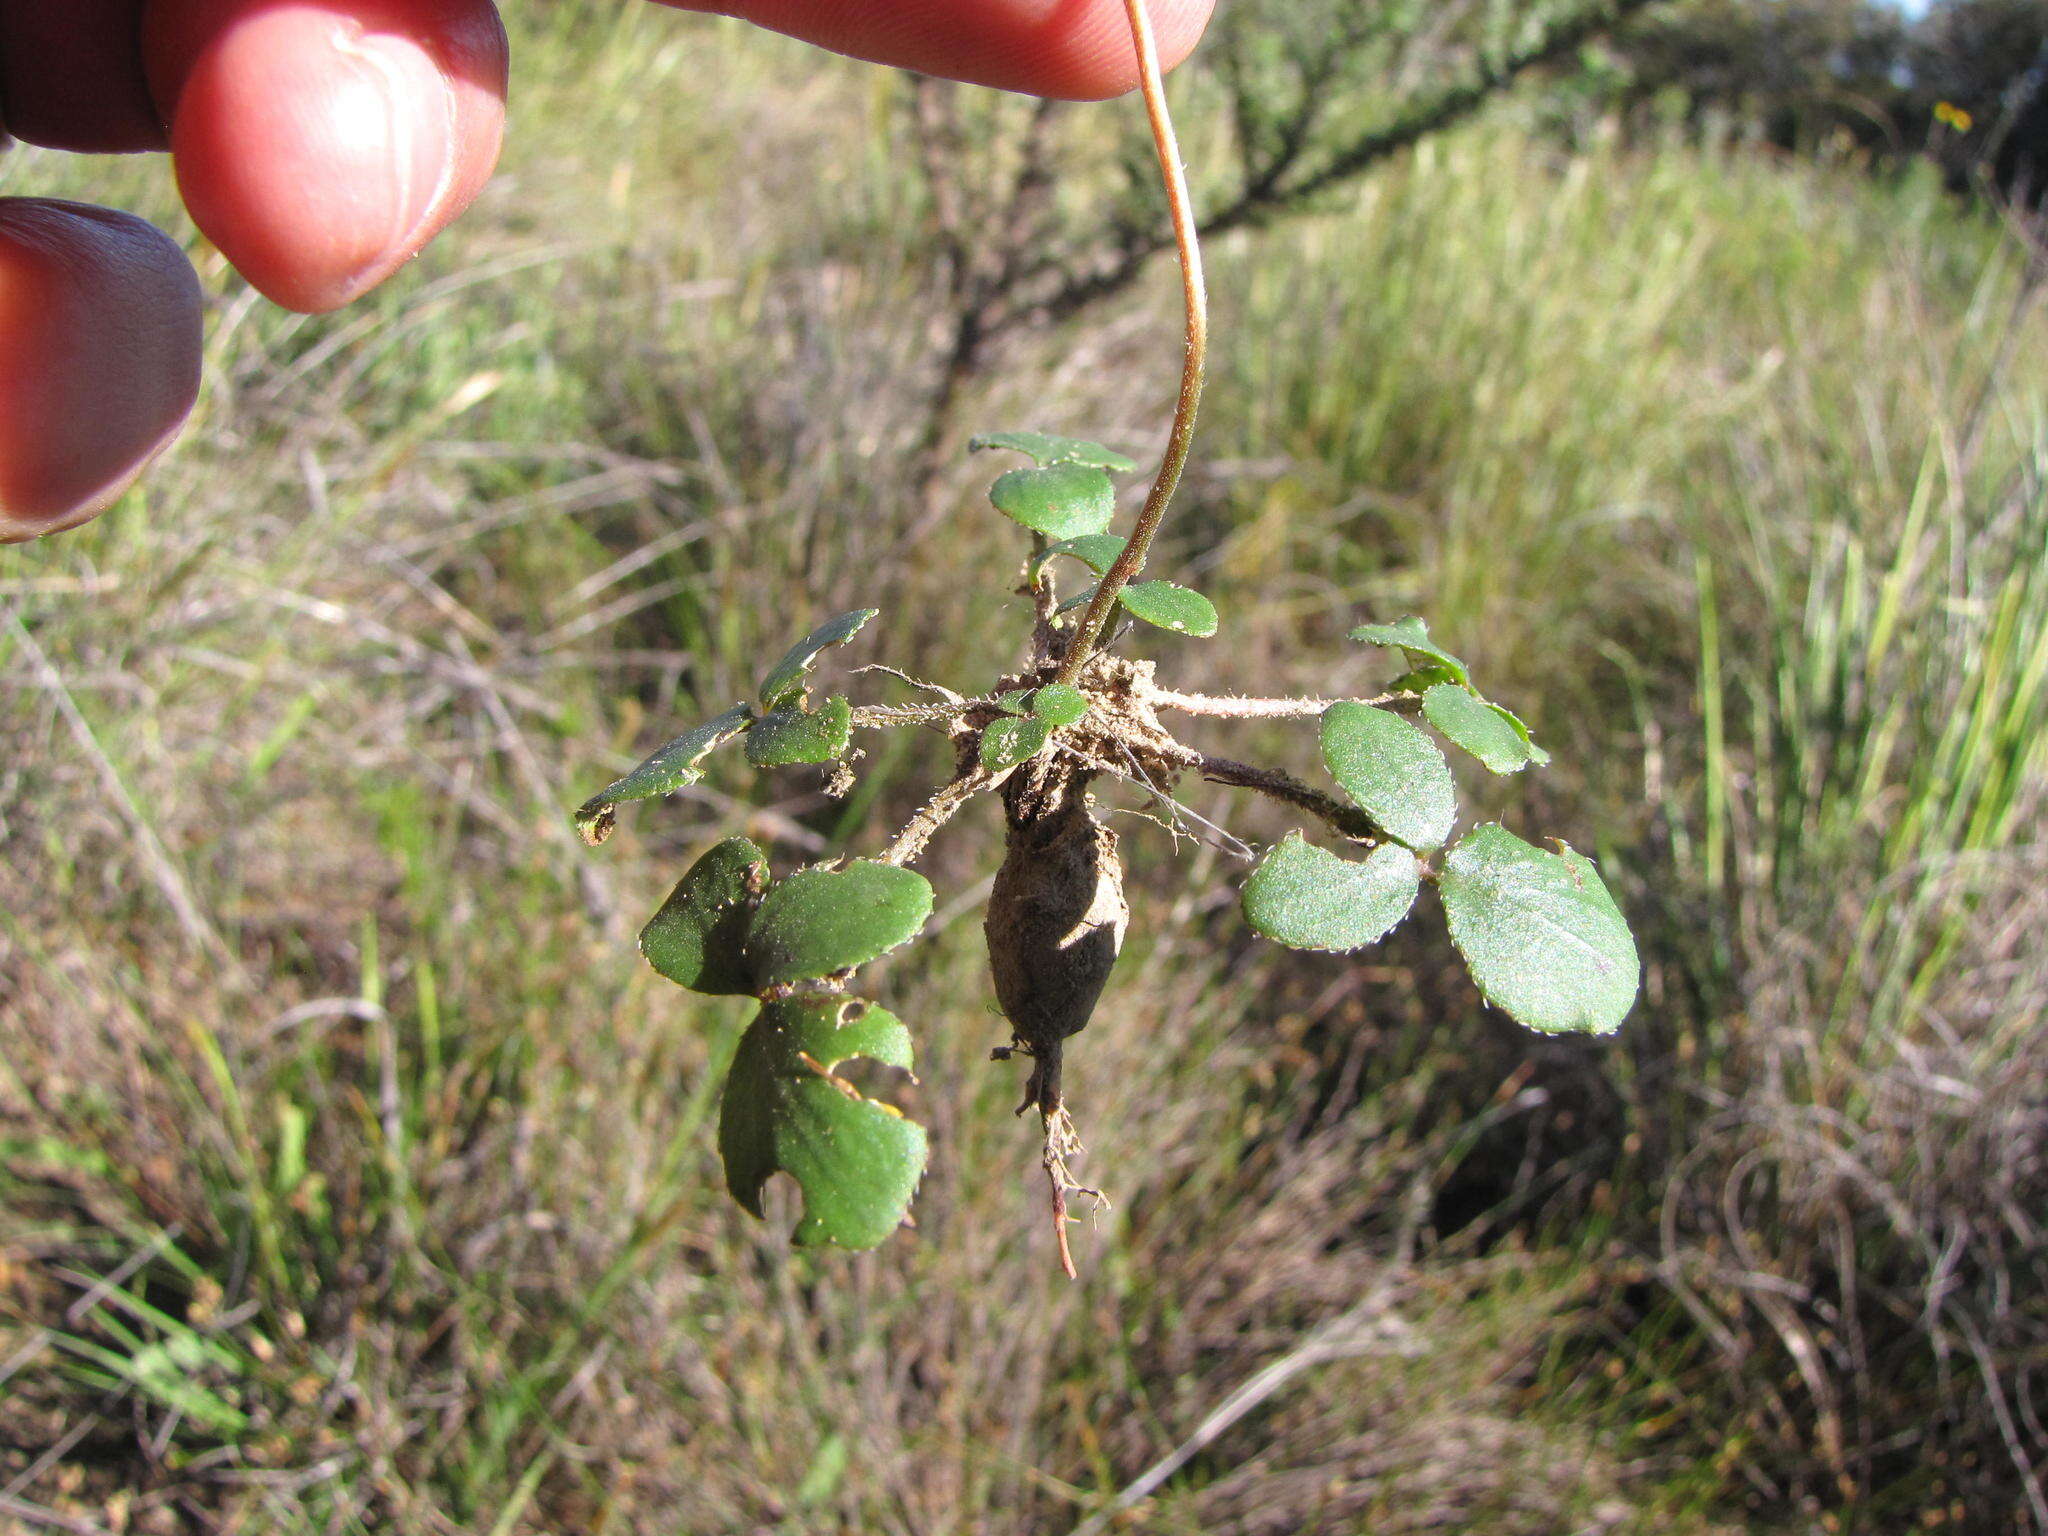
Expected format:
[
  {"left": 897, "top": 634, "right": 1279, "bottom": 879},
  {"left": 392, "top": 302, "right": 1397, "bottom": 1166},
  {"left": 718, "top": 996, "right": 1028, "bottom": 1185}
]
[{"left": 570, "top": 0, "right": 1640, "bottom": 1277}]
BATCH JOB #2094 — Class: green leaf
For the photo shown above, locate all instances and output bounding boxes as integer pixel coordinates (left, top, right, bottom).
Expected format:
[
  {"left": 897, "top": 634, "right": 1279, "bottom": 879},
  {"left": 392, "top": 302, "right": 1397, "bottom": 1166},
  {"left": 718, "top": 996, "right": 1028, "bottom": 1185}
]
[
  {"left": 639, "top": 836, "right": 770, "bottom": 994},
  {"left": 1241, "top": 833, "right": 1421, "bottom": 952},
  {"left": 1029, "top": 683, "right": 1089, "bottom": 727},
  {"left": 573, "top": 703, "right": 752, "bottom": 844},
  {"left": 1438, "top": 825, "right": 1639, "bottom": 1035},
  {"left": 1030, "top": 533, "right": 1127, "bottom": 583},
  {"left": 989, "top": 464, "right": 1117, "bottom": 539},
  {"left": 746, "top": 696, "right": 853, "bottom": 768},
  {"left": 1422, "top": 684, "right": 1538, "bottom": 774},
  {"left": 744, "top": 861, "right": 934, "bottom": 987},
  {"left": 969, "top": 430, "right": 1137, "bottom": 472},
  {"left": 980, "top": 715, "right": 1051, "bottom": 772},
  {"left": 1320, "top": 701, "right": 1457, "bottom": 851},
  {"left": 758, "top": 609, "right": 879, "bottom": 708},
  {"left": 719, "top": 997, "right": 927, "bottom": 1248},
  {"left": 1119, "top": 581, "right": 1218, "bottom": 638},
  {"left": 1389, "top": 664, "right": 1464, "bottom": 694},
  {"left": 992, "top": 689, "right": 1033, "bottom": 716},
  {"left": 1486, "top": 700, "right": 1552, "bottom": 766},
  {"left": 1349, "top": 617, "right": 1469, "bottom": 687}
]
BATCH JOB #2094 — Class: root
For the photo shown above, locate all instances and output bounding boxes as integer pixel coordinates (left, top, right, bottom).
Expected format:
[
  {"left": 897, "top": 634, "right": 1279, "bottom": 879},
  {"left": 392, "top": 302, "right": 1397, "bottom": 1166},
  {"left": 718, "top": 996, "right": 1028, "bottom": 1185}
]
[{"left": 1040, "top": 1101, "right": 1106, "bottom": 1282}]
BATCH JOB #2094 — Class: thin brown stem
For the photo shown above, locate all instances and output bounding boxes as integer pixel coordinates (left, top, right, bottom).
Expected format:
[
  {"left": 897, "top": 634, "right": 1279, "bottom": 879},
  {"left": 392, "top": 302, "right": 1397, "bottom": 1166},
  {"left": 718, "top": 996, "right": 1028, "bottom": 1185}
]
[
  {"left": 1158, "top": 743, "right": 1384, "bottom": 844},
  {"left": 1053, "top": 0, "right": 1208, "bottom": 686},
  {"left": 849, "top": 702, "right": 974, "bottom": 732}
]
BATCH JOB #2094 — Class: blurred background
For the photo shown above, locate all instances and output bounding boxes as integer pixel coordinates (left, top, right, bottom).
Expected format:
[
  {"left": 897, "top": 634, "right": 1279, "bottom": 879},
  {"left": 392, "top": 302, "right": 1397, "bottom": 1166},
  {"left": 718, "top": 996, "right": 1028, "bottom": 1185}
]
[{"left": 3, "top": 0, "right": 2045, "bottom": 1530}]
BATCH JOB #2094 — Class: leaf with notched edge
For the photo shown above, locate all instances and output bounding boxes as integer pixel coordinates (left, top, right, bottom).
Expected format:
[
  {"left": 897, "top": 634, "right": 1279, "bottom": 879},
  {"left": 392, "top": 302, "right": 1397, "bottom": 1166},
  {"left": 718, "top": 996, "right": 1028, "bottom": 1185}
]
[
  {"left": 1242, "top": 833, "right": 1421, "bottom": 952},
  {"left": 719, "top": 996, "right": 927, "bottom": 1248}
]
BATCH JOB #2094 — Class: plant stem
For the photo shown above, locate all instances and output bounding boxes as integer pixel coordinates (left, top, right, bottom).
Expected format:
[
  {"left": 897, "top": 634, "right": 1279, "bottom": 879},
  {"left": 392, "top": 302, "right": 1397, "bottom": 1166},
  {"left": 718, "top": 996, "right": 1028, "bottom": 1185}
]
[
  {"left": 1158, "top": 744, "right": 1385, "bottom": 844},
  {"left": 878, "top": 763, "right": 996, "bottom": 866},
  {"left": 1053, "top": 0, "right": 1208, "bottom": 687},
  {"left": 1149, "top": 688, "right": 1406, "bottom": 719}
]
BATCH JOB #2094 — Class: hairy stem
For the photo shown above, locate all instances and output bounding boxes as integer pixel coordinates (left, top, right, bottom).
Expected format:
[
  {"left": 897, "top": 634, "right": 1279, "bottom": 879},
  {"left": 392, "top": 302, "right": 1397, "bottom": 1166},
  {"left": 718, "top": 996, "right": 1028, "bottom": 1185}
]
[
  {"left": 1053, "top": 0, "right": 1208, "bottom": 686},
  {"left": 878, "top": 763, "right": 997, "bottom": 866},
  {"left": 1159, "top": 744, "right": 1384, "bottom": 843},
  {"left": 1149, "top": 688, "right": 1404, "bottom": 719}
]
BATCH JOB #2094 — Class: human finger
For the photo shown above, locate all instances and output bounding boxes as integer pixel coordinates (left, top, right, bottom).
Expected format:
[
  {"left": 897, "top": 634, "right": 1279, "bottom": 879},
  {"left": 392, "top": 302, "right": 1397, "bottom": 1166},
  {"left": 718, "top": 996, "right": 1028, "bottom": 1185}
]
[
  {"left": 663, "top": 0, "right": 1213, "bottom": 100},
  {"left": 0, "top": 199, "right": 203, "bottom": 542},
  {"left": 143, "top": 0, "right": 509, "bottom": 313}
]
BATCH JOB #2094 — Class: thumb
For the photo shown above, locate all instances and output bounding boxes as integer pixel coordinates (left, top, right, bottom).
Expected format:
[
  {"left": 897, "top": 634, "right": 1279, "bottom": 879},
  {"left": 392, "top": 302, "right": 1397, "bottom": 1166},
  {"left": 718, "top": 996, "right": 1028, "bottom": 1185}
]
[{"left": 143, "top": 0, "right": 509, "bottom": 313}]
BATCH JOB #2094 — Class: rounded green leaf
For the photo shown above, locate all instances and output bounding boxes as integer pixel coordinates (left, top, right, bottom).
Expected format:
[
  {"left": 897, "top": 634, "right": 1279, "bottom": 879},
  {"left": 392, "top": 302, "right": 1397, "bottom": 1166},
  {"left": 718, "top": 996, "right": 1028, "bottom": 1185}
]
[
  {"left": 1241, "top": 833, "right": 1421, "bottom": 952},
  {"left": 969, "top": 431, "right": 1137, "bottom": 472},
  {"left": 719, "top": 997, "right": 927, "bottom": 1248},
  {"left": 980, "top": 715, "right": 1051, "bottom": 772},
  {"left": 1320, "top": 701, "right": 1457, "bottom": 851},
  {"left": 992, "top": 689, "right": 1033, "bottom": 716},
  {"left": 573, "top": 703, "right": 753, "bottom": 844},
  {"left": 1438, "top": 825, "right": 1639, "bottom": 1036},
  {"left": 1029, "top": 683, "right": 1090, "bottom": 727},
  {"left": 746, "top": 696, "right": 853, "bottom": 768},
  {"left": 1422, "top": 684, "right": 1538, "bottom": 774},
  {"left": 1349, "top": 617, "right": 1469, "bottom": 687},
  {"left": 758, "top": 609, "right": 879, "bottom": 708},
  {"left": 639, "top": 836, "right": 770, "bottom": 994},
  {"left": 1118, "top": 581, "right": 1218, "bottom": 638},
  {"left": 744, "top": 861, "right": 934, "bottom": 987},
  {"left": 1030, "top": 533, "right": 1127, "bottom": 584},
  {"left": 989, "top": 465, "right": 1116, "bottom": 539}
]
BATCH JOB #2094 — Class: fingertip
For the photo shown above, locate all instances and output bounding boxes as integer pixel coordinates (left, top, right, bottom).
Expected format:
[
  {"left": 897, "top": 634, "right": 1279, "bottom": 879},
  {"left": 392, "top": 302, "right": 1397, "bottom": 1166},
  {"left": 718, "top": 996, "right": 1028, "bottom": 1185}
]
[
  {"left": 667, "top": 0, "right": 1213, "bottom": 101},
  {"left": 0, "top": 200, "right": 203, "bottom": 541},
  {"left": 146, "top": 0, "right": 507, "bottom": 313}
]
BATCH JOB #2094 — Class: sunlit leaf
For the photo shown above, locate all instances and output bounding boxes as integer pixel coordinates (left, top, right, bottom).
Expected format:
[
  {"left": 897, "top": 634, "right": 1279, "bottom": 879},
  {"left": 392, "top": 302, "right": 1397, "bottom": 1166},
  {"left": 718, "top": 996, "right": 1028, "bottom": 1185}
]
[
  {"left": 1439, "top": 825, "right": 1638, "bottom": 1035},
  {"left": 640, "top": 836, "right": 770, "bottom": 994},
  {"left": 719, "top": 997, "right": 927, "bottom": 1248},
  {"left": 981, "top": 715, "right": 1051, "bottom": 772},
  {"left": 1241, "top": 833, "right": 1421, "bottom": 952},
  {"left": 989, "top": 464, "right": 1117, "bottom": 539},
  {"left": 744, "top": 861, "right": 934, "bottom": 987},
  {"left": 758, "top": 609, "right": 879, "bottom": 708},
  {"left": 1119, "top": 581, "right": 1218, "bottom": 637},
  {"left": 1030, "top": 533, "right": 1127, "bottom": 584},
  {"left": 746, "top": 697, "right": 853, "bottom": 768},
  {"left": 1029, "top": 683, "right": 1090, "bottom": 727},
  {"left": 1422, "top": 684, "right": 1537, "bottom": 774},
  {"left": 969, "top": 431, "right": 1137, "bottom": 472},
  {"left": 1485, "top": 699, "right": 1551, "bottom": 766},
  {"left": 1349, "top": 616, "right": 1469, "bottom": 686},
  {"left": 1319, "top": 701, "right": 1457, "bottom": 851},
  {"left": 572, "top": 704, "right": 752, "bottom": 844},
  {"left": 992, "top": 690, "right": 1033, "bottom": 716}
]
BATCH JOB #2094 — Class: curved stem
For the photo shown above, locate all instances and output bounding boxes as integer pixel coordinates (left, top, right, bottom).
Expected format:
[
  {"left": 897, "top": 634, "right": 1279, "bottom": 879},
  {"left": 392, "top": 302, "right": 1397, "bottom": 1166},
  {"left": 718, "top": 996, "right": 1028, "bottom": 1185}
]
[{"left": 1053, "top": 0, "right": 1208, "bottom": 687}]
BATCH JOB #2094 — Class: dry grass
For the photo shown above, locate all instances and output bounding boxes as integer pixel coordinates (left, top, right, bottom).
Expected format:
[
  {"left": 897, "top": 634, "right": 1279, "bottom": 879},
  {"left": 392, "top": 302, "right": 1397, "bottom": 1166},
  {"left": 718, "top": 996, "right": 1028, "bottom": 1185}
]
[{"left": 3, "top": 6, "right": 2046, "bottom": 1532}]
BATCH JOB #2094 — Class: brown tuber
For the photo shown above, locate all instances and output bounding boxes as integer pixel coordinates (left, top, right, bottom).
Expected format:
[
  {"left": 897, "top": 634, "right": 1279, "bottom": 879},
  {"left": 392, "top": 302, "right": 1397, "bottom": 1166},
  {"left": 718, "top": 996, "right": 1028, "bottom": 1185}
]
[{"left": 985, "top": 762, "right": 1129, "bottom": 1118}]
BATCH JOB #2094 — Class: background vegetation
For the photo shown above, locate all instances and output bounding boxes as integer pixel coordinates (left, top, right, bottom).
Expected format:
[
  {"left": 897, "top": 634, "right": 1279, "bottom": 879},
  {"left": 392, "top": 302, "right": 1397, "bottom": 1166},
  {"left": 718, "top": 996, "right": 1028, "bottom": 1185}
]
[{"left": 4, "top": 1, "right": 2045, "bottom": 1531}]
